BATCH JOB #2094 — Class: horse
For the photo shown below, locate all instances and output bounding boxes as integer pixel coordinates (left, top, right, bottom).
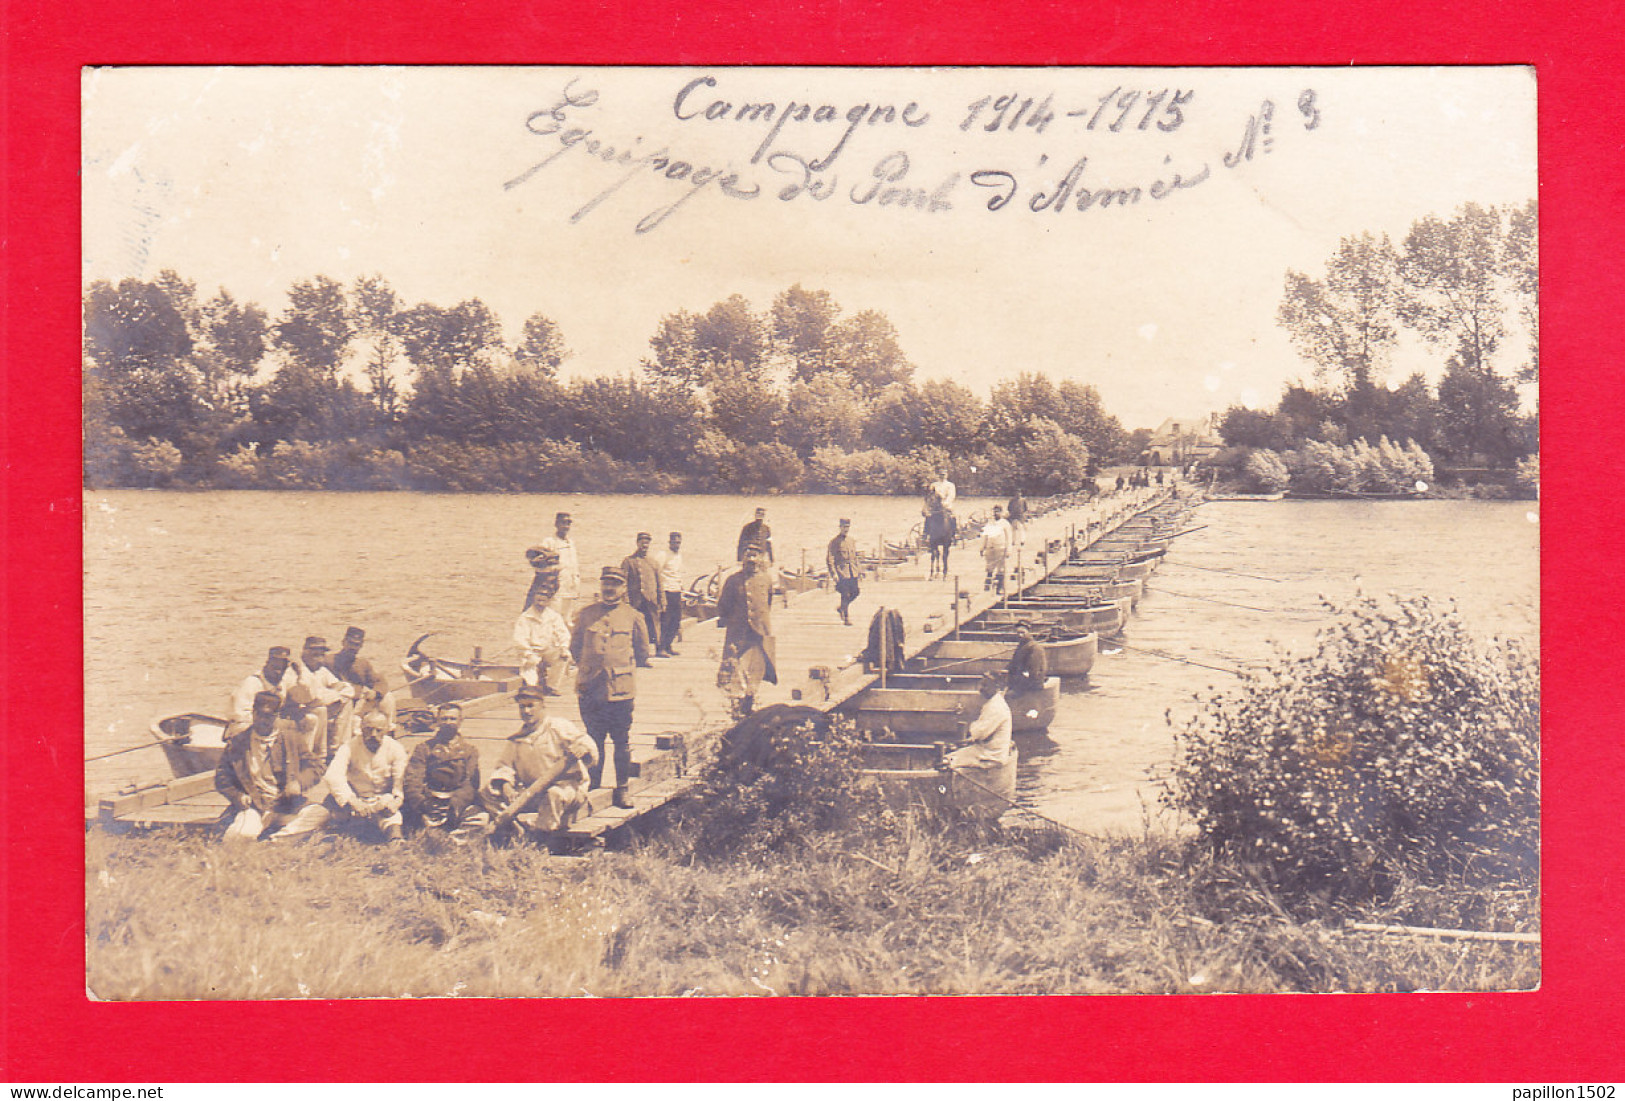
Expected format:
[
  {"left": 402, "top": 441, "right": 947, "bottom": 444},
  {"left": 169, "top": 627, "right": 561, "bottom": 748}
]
[{"left": 923, "top": 506, "right": 958, "bottom": 580}]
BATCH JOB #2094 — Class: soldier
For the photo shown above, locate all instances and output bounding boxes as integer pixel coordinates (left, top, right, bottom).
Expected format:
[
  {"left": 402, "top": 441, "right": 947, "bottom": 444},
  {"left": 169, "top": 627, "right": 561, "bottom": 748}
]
[{"left": 570, "top": 565, "right": 651, "bottom": 808}]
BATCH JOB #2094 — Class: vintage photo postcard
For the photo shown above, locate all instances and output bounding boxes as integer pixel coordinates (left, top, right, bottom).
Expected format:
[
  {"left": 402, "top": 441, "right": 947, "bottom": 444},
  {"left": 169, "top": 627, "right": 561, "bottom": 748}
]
[{"left": 82, "top": 65, "right": 1538, "bottom": 999}]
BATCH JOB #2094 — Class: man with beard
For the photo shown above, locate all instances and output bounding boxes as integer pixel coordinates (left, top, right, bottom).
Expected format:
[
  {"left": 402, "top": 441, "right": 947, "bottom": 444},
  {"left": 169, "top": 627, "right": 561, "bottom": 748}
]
[
  {"left": 403, "top": 703, "right": 487, "bottom": 840},
  {"left": 315, "top": 710, "right": 408, "bottom": 842}
]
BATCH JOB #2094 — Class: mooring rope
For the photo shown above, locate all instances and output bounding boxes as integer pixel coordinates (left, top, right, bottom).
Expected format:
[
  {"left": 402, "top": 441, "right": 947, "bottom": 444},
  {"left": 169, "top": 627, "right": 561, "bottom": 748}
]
[{"left": 1101, "top": 640, "right": 1248, "bottom": 677}]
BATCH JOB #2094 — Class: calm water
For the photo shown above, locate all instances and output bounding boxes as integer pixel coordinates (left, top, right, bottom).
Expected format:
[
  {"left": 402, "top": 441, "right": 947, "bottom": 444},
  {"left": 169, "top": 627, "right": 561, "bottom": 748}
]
[{"left": 84, "top": 492, "right": 1539, "bottom": 832}]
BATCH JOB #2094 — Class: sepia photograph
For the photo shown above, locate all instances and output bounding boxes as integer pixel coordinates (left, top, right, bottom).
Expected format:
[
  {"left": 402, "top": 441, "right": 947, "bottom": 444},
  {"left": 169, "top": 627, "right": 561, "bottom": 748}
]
[{"left": 81, "top": 65, "right": 1539, "bottom": 1000}]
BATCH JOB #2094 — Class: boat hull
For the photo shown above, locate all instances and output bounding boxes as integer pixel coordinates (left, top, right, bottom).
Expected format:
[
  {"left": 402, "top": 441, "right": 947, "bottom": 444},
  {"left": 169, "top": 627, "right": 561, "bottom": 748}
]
[
  {"left": 921, "top": 634, "right": 1097, "bottom": 677},
  {"left": 845, "top": 676, "right": 1059, "bottom": 736}
]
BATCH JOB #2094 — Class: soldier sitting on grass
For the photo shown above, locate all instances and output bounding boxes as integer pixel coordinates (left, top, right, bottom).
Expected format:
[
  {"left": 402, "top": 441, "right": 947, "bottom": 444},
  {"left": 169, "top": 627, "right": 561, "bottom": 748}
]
[
  {"left": 215, "top": 690, "right": 327, "bottom": 843},
  {"left": 403, "top": 703, "right": 488, "bottom": 842},
  {"left": 481, "top": 684, "right": 599, "bottom": 850}
]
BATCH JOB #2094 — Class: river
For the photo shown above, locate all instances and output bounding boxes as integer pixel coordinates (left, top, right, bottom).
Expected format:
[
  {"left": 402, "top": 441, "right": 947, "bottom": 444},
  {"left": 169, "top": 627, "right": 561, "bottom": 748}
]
[{"left": 83, "top": 491, "right": 1539, "bottom": 833}]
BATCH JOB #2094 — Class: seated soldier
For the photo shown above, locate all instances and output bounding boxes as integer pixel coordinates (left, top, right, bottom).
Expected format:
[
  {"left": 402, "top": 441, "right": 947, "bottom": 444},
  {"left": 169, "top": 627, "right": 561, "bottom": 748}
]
[
  {"left": 214, "top": 690, "right": 327, "bottom": 843},
  {"left": 403, "top": 703, "right": 487, "bottom": 840},
  {"left": 316, "top": 710, "right": 408, "bottom": 842},
  {"left": 481, "top": 684, "right": 599, "bottom": 846}
]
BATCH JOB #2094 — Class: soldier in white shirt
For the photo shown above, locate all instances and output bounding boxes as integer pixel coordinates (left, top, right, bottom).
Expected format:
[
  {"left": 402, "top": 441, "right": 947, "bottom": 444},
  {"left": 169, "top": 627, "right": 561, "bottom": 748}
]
[
  {"left": 534, "top": 511, "right": 581, "bottom": 622},
  {"left": 655, "top": 531, "right": 685, "bottom": 657},
  {"left": 514, "top": 571, "right": 571, "bottom": 695},
  {"left": 228, "top": 646, "right": 299, "bottom": 735},
  {"left": 314, "top": 710, "right": 409, "bottom": 842},
  {"left": 980, "top": 506, "right": 1013, "bottom": 594},
  {"left": 295, "top": 635, "right": 357, "bottom": 762},
  {"left": 948, "top": 673, "right": 1014, "bottom": 771}
]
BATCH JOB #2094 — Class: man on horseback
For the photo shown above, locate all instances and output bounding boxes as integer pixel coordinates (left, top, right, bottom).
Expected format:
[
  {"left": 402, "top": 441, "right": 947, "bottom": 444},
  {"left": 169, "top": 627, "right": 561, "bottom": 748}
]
[{"left": 923, "top": 470, "right": 958, "bottom": 581}]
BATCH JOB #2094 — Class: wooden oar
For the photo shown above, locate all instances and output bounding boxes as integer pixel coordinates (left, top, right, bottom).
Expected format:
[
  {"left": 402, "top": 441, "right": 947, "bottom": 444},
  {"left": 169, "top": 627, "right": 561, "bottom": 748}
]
[{"left": 485, "top": 749, "right": 588, "bottom": 835}]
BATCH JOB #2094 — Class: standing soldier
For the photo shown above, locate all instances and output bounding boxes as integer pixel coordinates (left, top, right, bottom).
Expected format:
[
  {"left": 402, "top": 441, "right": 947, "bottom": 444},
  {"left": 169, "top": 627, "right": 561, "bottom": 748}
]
[
  {"left": 826, "top": 518, "right": 861, "bottom": 626},
  {"left": 1006, "top": 488, "right": 1029, "bottom": 550},
  {"left": 980, "top": 505, "right": 1013, "bottom": 594},
  {"left": 570, "top": 565, "right": 651, "bottom": 809},
  {"left": 621, "top": 531, "right": 664, "bottom": 652},
  {"left": 717, "top": 544, "right": 777, "bottom": 718},
  {"left": 736, "top": 507, "right": 774, "bottom": 564},
  {"left": 656, "top": 531, "right": 685, "bottom": 657},
  {"left": 535, "top": 512, "right": 581, "bottom": 623}
]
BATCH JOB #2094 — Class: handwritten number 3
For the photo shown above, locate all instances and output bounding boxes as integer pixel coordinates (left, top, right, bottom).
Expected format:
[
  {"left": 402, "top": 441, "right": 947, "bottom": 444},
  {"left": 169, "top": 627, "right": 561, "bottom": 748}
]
[{"left": 1298, "top": 90, "right": 1321, "bottom": 130}]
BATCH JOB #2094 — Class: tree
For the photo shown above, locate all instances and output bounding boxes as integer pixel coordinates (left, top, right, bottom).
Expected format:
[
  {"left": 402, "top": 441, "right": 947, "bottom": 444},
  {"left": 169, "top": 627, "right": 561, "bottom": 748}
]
[
  {"left": 1436, "top": 354, "right": 1521, "bottom": 463},
  {"left": 1502, "top": 199, "right": 1539, "bottom": 385},
  {"left": 83, "top": 278, "right": 193, "bottom": 372},
  {"left": 644, "top": 309, "right": 703, "bottom": 388},
  {"left": 350, "top": 274, "right": 404, "bottom": 421},
  {"left": 395, "top": 298, "right": 504, "bottom": 380},
  {"left": 694, "top": 294, "right": 770, "bottom": 379},
  {"left": 274, "top": 276, "right": 353, "bottom": 377},
  {"left": 1220, "top": 405, "right": 1289, "bottom": 450},
  {"left": 515, "top": 311, "right": 570, "bottom": 376},
  {"left": 1278, "top": 233, "right": 1403, "bottom": 397},
  {"left": 1399, "top": 203, "right": 1508, "bottom": 376},
  {"left": 782, "top": 375, "right": 869, "bottom": 454},
  {"left": 828, "top": 309, "right": 913, "bottom": 396},
  {"left": 770, "top": 284, "right": 842, "bottom": 381},
  {"left": 863, "top": 379, "right": 984, "bottom": 456},
  {"left": 707, "top": 368, "right": 785, "bottom": 446}
]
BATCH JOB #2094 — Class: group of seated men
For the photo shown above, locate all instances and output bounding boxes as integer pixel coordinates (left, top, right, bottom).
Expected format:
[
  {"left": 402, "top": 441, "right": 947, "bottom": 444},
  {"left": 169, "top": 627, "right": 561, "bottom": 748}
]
[
  {"left": 218, "top": 622, "right": 597, "bottom": 847},
  {"left": 216, "top": 682, "right": 597, "bottom": 848}
]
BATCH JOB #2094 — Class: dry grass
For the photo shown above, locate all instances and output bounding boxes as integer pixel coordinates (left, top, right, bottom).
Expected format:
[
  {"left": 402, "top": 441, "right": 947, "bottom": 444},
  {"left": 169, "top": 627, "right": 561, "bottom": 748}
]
[{"left": 85, "top": 821, "right": 1539, "bottom": 1000}]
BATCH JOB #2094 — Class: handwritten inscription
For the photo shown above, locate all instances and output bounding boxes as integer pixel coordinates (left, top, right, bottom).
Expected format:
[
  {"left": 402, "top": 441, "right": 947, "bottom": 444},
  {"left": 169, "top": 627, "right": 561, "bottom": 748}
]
[{"left": 504, "top": 76, "right": 1322, "bottom": 233}]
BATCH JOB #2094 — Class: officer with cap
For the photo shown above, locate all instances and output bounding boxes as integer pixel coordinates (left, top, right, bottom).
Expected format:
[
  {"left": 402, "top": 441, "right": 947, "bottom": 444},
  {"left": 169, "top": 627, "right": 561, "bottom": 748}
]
[{"left": 569, "top": 564, "right": 651, "bottom": 808}]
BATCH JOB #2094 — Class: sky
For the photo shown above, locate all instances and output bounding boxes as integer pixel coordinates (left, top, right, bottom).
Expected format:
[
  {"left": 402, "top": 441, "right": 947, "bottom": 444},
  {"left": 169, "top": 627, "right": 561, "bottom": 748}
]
[{"left": 81, "top": 66, "right": 1537, "bottom": 429}]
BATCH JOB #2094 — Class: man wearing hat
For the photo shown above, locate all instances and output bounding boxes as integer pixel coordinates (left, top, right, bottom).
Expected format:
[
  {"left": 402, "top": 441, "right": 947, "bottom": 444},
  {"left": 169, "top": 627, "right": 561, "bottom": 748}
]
[
  {"left": 1006, "top": 620, "right": 1049, "bottom": 696},
  {"left": 403, "top": 703, "right": 488, "bottom": 840},
  {"left": 621, "top": 532, "right": 664, "bottom": 653},
  {"left": 980, "top": 504, "right": 1013, "bottom": 594},
  {"left": 294, "top": 635, "right": 358, "bottom": 762},
  {"left": 716, "top": 543, "right": 777, "bottom": 718},
  {"left": 227, "top": 646, "right": 300, "bottom": 736},
  {"left": 514, "top": 571, "right": 571, "bottom": 695},
  {"left": 313, "top": 710, "right": 409, "bottom": 842},
  {"left": 215, "top": 690, "right": 327, "bottom": 842},
  {"left": 655, "top": 531, "right": 686, "bottom": 658},
  {"left": 736, "top": 507, "right": 774, "bottom": 564},
  {"left": 947, "top": 672, "right": 1014, "bottom": 773},
  {"left": 330, "top": 626, "right": 394, "bottom": 725},
  {"left": 826, "top": 518, "right": 861, "bottom": 626},
  {"left": 535, "top": 511, "right": 581, "bottom": 623},
  {"left": 570, "top": 564, "right": 651, "bottom": 808},
  {"left": 481, "top": 685, "right": 599, "bottom": 844}
]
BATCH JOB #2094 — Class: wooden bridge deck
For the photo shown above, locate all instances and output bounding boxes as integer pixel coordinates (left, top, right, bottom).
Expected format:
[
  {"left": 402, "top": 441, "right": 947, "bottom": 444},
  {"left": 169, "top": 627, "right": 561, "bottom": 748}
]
[{"left": 97, "top": 487, "right": 1176, "bottom": 838}]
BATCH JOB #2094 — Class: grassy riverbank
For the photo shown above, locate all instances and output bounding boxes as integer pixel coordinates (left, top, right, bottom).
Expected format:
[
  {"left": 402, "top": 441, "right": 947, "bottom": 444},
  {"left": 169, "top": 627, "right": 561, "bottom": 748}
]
[{"left": 86, "top": 821, "right": 1538, "bottom": 999}]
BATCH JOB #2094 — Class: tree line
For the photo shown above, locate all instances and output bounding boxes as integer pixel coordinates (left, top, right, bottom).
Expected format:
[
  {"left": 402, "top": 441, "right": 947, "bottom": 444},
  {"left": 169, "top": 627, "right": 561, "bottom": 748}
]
[
  {"left": 1221, "top": 201, "right": 1538, "bottom": 493},
  {"left": 83, "top": 277, "right": 1132, "bottom": 494}
]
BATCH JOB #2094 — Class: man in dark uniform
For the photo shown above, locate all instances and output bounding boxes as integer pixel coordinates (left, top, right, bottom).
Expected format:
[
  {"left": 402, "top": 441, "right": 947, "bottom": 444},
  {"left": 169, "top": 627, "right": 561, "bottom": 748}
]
[
  {"left": 403, "top": 703, "right": 488, "bottom": 840},
  {"left": 1006, "top": 620, "right": 1049, "bottom": 696},
  {"left": 717, "top": 543, "right": 777, "bottom": 718},
  {"left": 736, "top": 507, "right": 773, "bottom": 564},
  {"left": 621, "top": 531, "right": 664, "bottom": 652},
  {"left": 570, "top": 565, "right": 651, "bottom": 808},
  {"left": 330, "top": 625, "right": 392, "bottom": 720}
]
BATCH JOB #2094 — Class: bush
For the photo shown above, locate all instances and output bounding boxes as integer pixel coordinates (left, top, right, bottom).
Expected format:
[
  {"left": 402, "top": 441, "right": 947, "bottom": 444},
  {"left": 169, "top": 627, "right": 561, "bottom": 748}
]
[
  {"left": 1242, "top": 449, "right": 1291, "bottom": 493},
  {"left": 680, "top": 707, "right": 896, "bottom": 861},
  {"left": 806, "top": 446, "right": 919, "bottom": 494},
  {"left": 1166, "top": 596, "right": 1539, "bottom": 905}
]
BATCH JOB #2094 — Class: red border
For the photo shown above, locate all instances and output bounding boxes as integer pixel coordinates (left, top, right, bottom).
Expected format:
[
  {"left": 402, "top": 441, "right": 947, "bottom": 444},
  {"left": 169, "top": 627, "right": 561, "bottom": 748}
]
[{"left": 7, "top": 0, "right": 1623, "bottom": 1082}]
